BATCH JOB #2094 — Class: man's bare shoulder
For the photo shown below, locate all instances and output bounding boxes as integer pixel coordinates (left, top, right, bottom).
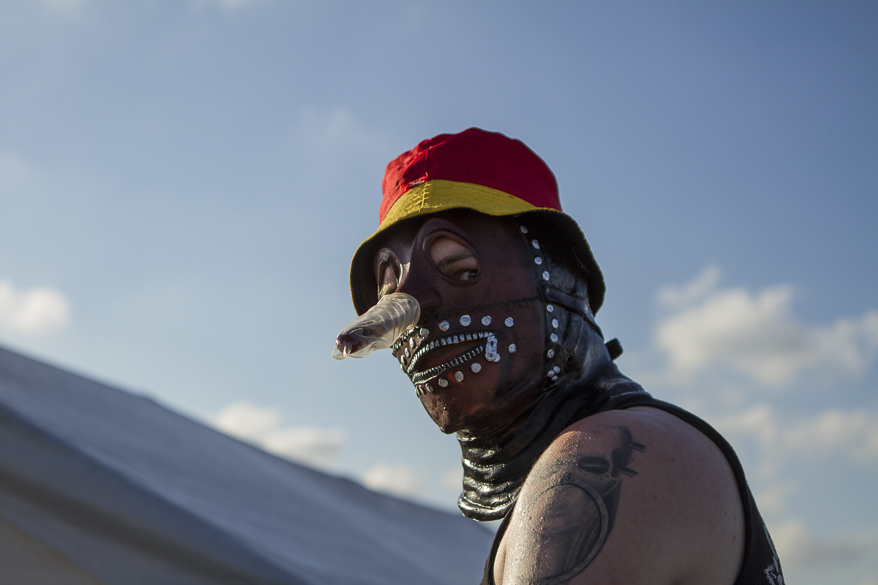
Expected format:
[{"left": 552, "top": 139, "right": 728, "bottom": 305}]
[{"left": 494, "top": 407, "right": 744, "bottom": 585}]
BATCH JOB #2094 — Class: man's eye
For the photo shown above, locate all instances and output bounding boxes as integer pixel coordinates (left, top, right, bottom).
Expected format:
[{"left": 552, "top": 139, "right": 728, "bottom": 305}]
[{"left": 429, "top": 236, "right": 479, "bottom": 281}]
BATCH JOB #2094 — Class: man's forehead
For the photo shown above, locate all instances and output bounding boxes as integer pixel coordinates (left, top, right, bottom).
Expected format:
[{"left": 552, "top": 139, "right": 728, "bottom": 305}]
[{"left": 375, "top": 209, "right": 515, "bottom": 249}]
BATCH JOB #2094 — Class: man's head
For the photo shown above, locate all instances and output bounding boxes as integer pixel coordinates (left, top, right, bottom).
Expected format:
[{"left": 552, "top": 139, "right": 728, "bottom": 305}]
[
  {"left": 373, "top": 210, "right": 547, "bottom": 434},
  {"left": 347, "top": 128, "right": 608, "bottom": 434}
]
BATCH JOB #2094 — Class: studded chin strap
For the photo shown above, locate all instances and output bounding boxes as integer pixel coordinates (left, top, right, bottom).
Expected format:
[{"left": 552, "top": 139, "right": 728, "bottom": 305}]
[{"left": 393, "top": 301, "right": 536, "bottom": 396}]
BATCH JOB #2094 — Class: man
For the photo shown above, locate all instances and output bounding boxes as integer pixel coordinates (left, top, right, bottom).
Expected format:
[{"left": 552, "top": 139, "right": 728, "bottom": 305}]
[{"left": 335, "top": 128, "right": 784, "bottom": 584}]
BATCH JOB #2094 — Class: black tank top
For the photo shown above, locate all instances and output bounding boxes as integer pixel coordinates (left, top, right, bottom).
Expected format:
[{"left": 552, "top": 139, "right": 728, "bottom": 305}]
[{"left": 479, "top": 394, "right": 784, "bottom": 585}]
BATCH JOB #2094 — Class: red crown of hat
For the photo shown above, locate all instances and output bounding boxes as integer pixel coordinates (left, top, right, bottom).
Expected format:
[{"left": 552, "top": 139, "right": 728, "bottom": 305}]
[
  {"left": 349, "top": 127, "right": 604, "bottom": 316},
  {"left": 379, "top": 128, "right": 561, "bottom": 225}
]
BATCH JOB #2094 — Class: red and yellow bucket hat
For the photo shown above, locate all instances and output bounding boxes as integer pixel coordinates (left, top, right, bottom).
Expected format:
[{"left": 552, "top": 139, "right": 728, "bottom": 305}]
[{"left": 349, "top": 128, "right": 605, "bottom": 316}]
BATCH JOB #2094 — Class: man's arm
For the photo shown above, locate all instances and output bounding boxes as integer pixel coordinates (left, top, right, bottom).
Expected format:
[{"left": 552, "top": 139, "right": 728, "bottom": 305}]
[{"left": 493, "top": 407, "right": 744, "bottom": 585}]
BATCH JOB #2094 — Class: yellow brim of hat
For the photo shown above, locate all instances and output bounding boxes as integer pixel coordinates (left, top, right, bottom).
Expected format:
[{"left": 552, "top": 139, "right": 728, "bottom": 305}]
[{"left": 378, "top": 179, "right": 541, "bottom": 236}]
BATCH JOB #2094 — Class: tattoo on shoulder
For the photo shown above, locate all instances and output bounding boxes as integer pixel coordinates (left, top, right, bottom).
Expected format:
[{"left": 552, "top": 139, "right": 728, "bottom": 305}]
[{"left": 504, "top": 426, "right": 646, "bottom": 585}]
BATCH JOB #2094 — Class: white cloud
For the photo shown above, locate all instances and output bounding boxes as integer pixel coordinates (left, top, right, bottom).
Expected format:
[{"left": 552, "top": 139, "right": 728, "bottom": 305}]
[
  {"left": 654, "top": 266, "right": 878, "bottom": 386},
  {"left": 753, "top": 482, "right": 796, "bottom": 517},
  {"left": 771, "top": 518, "right": 877, "bottom": 569},
  {"left": 783, "top": 409, "right": 878, "bottom": 464},
  {"left": 656, "top": 263, "right": 722, "bottom": 309},
  {"left": 212, "top": 400, "right": 280, "bottom": 437},
  {"left": 709, "top": 404, "right": 783, "bottom": 480},
  {"left": 361, "top": 462, "right": 422, "bottom": 498},
  {"left": 709, "top": 403, "right": 878, "bottom": 470},
  {"left": 210, "top": 401, "right": 344, "bottom": 470},
  {"left": 0, "top": 280, "right": 70, "bottom": 334},
  {"left": 260, "top": 427, "right": 345, "bottom": 467},
  {"left": 712, "top": 403, "right": 779, "bottom": 446}
]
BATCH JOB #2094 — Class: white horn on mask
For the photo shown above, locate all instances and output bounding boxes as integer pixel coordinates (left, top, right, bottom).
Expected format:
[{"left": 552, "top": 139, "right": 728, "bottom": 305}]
[{"left": 331, "top": 292, "right": 421, "bottom": 360}]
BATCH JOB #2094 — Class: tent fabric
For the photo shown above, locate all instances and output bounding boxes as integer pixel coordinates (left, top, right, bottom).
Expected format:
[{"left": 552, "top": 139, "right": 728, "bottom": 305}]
[
  {"left": 0, "top": 516, "right": 107, "bottom": 585},
  {"left": 0, "top": 344, "right": 492, "bottom": 585}
]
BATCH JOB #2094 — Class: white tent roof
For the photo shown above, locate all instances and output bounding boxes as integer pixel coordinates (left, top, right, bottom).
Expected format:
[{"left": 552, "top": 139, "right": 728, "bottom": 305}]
[{"left": 0, "top": 344, "right": 492, "bottom": 585}]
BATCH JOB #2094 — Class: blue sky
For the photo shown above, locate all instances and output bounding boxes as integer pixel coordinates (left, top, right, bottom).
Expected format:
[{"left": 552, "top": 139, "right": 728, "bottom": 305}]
[{"left": 1, "top": 1, "right": 876, "bottom": 583}]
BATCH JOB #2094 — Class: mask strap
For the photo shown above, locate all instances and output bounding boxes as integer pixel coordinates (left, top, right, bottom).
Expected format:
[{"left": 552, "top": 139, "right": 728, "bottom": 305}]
[
  {"left": 543, "top": 285, "right": 623, "bottom": 361},
  {"left": 542, "top": 286, "right": 601, "bottom": 335}
]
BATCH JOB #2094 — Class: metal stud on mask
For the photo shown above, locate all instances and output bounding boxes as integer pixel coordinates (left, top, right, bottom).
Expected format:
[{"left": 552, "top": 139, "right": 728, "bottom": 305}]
[{"left": 516, "top": 224, "right": 562, "bottom": 383}]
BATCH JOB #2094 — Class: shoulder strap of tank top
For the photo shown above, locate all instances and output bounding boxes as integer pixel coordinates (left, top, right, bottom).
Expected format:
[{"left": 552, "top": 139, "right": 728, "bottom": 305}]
[{"left": 598, "top": 394, "right": 782, "bottom": 585}]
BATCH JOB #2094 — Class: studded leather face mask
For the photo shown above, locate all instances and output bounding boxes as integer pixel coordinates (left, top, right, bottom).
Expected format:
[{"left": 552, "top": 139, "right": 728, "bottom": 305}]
[
  {"left": 375, "top": 210, "right": 548, "bottom": 436},
  {"left": 365, "top": 209, "right": 635, "bottom": 521}
]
